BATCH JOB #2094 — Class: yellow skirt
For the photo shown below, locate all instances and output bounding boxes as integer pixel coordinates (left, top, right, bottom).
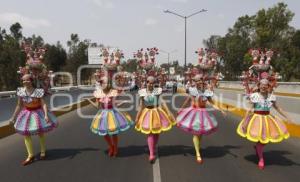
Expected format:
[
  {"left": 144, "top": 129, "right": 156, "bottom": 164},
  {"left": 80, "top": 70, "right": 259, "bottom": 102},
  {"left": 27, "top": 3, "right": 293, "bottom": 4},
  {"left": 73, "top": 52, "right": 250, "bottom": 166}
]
[
  {"left": 177, "top": 87, "right": 186, "bottom": 94},
  {"left": 135, "top": 107, "right": 175, "bottom": 134},
  {"left": 237, "top": 114, "right": 290, "bottom": 144}
]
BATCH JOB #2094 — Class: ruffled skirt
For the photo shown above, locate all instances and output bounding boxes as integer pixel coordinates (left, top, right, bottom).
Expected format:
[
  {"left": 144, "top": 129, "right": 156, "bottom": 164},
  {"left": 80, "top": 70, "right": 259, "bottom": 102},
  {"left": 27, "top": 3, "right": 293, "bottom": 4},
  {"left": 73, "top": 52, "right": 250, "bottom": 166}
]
[
  {"left": 237, "top": 114, "right": 289, "bottom": 143},
  {"left": 14, "top": 108, "right": 58, "bottom": 136},
  {"left": 91, "top": 109, "right": 134, "bottom": 136},
  {"left": 176, "top": 107, "right": 218, "bottom": 135},
  {"left": 135, "top": 107, "right": 175, "bottom": 134}
]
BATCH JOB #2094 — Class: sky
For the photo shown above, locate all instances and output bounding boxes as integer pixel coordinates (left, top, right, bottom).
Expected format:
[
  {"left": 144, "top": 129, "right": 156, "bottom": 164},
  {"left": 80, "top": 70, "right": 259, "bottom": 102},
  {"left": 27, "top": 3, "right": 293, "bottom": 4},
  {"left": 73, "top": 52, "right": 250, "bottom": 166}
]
[{"left": 0, "top": 0, "right": 299, "bottom": 66}]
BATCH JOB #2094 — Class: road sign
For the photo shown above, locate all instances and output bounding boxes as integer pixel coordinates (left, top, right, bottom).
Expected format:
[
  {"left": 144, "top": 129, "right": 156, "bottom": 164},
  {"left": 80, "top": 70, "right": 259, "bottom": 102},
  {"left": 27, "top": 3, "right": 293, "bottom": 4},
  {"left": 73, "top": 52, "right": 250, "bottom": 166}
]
[
  {"left": 88, "top": 47, "right": 101, "bottom": 64},
  {"left": 170, "top": 67, "right": 175, "bottom": 75}
]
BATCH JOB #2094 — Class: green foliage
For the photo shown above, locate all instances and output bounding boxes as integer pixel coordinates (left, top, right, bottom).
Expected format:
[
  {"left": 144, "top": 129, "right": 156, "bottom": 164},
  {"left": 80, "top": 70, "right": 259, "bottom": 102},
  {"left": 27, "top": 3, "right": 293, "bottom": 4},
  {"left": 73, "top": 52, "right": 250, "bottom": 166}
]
[
  {"left": 203, "top": 2, "right": 300, "bottom": 81},
  {"left": 0, "top": 24, "right": 68, "bottom": 91}
]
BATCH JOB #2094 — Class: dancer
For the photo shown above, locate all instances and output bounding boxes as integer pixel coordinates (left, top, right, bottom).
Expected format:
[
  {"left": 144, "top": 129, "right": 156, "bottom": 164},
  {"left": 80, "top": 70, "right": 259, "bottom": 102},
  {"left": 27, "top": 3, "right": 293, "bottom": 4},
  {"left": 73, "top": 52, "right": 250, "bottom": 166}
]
[
  {"left": 10, "top": 44, "right": 57, "bottom": 166},
  {"left": 89, "top": 48, "right": 134, "bottom": 157},
  {"left": 177, "top": 49, "right": 225, "bottom": 164},
  {"left": 237, "top": 49, "right": 290, "bottom": 170},
  {"left": 177, "top": 74, "right": 225, "bottom": 164},
  {"left": 135, "top": 48, "right": 175, "bottom": 163}
]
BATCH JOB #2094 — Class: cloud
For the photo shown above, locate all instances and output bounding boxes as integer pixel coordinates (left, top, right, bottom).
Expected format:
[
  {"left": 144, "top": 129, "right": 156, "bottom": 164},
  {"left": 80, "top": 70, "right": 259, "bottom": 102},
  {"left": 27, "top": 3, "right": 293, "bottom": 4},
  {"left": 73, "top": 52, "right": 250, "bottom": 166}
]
[
  {"left": 0, "top": 13, "right": 51, "bottom": 29},
  {"left": 169, "top": 0, "right": 189, "bottom": 3},
  {"left": 175, "top": 26, "right": 184, "bottom": 33},
  {"left": 145, "top": 18, "right": 158, "bottom": 26},
  {"left": 92, "top": 0, "right": 115, "bottom": 9},
  {"left": 217, "top": 13, "right": 225, "bottom": 19},
  {"left": 155, "top": 4, "right": 164, "bottom": 10}
]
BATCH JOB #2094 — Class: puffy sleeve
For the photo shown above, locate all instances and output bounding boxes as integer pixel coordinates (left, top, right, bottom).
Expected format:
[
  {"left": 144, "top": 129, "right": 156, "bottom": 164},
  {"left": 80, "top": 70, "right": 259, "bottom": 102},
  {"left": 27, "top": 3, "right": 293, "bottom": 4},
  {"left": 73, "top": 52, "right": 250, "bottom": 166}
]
[
  {"left": 31, "top": 88, "right": 45, "bottom": 98},
  {"left": 16, "top": 87, "right": 26, "bottom": 97},
  {"left": 249, "top": 93, "right": 260, "bottom": 103},
  {"left": 93, "top": 89, "right": 105, "bottom": 98},
  {"left": 268, "top": 94, "right": 276, "bottom": 102},
  {"left": 153, "top": 88, "right": 162, "bottom": 95},
  {"left": 138, "top": 88, "right": 147, "bottom": 97},
  {"left": 110, "top": 89, "right": 119, "bottom": 97},
  {"left": 204, "top": 90, "right": 214, "bottom": 97},
  {"left": 188, "top": 87, "right": 198, "bottom": 97}
]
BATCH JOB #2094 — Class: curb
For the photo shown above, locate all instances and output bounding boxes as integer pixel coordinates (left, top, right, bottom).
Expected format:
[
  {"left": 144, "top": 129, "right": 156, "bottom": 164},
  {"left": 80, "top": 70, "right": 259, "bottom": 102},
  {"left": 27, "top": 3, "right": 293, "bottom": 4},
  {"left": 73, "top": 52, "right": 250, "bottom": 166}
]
[
  {"left": 217, "top": 87, "right": 300, "bottom": 98},
  {"left": 0, "top": 98, "right": 95, "bottom": 139}
]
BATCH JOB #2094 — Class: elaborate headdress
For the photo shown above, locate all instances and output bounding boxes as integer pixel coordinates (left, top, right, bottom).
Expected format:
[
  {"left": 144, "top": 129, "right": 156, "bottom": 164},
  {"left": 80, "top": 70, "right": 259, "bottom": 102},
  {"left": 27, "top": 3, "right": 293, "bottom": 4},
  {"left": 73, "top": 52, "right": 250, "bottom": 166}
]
[
  {"left": 18, "top": 42, "right": 52, "bottom": 94},
  {"left": 96, "top": 47, "right": 133, "bottom": 90},
  {"left": 134, "top": 47, "right": 159, "bottom": 88},
  {"left": 113, "top": 65, "right": 133, "bottom": 90},
  {"left": 196, "top": 48, "right": 218, "bottom": 70},
  {"left": 240, "top": 48, "right": 280, "bottom": 95},
  {"left": 191, "top": 48, "right": 222, "bottom": 90},
  {"left": 157, "top": 67, "right": 167, "bottom": 87},
  {"left": 134, "top": 47, "right": 158, "bottom": 71},
  {"left": 100, "top": 48, "right": 124, "bottom": 71}
]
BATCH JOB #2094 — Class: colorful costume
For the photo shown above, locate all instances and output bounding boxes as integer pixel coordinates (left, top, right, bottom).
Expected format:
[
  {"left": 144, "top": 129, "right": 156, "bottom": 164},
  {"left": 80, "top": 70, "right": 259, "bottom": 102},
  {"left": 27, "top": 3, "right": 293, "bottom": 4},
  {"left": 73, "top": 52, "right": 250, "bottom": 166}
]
[
  {"left": 237, "top": 92, "right": 289, "bottom": 143},
  {"left": 14, "top": 88, "right": 58, "bottom": 135},
  {"left": 12, "top": 43, "right": 56, "bottom": 165},
  {"left": 176, "top": 87, "right": 217, "bottom": 135},
  {"left": 91, "top": 89, "right": 133, "bottom": 136},
  {"left": 176, "top": 48, "right": 223, "bottom": 164},
  {"left": 91, "top": 47, "right": 133, "bottom": 157},
  {"left": 237, "top": 48, "right": 290, "bottom": 170},
  {"left": 135, "top": 88, "right": 175, "bottom": 134},
  {"left": 134, "top": 47, "right": 175, "bottom": 162}
]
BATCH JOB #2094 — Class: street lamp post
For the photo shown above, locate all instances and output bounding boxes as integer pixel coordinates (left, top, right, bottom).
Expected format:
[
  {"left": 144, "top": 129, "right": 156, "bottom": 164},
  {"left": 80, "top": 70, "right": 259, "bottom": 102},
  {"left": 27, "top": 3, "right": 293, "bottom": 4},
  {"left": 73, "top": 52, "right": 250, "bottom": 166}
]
[
  {"left": 164, "top": 9, "right": 207, "bottom": 70},
  {"left": 160, "top": 49, "right": 177, "bottom": 81},
  {"left": 160, "top": 49, "right": 177, "bottom": 65}
]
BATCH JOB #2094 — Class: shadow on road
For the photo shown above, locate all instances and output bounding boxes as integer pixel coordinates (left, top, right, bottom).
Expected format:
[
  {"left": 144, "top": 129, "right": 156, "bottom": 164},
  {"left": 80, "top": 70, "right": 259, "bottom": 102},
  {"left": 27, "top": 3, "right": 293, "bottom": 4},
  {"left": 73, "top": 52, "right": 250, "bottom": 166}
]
[
  {"left": 43, "top": 147, "right": 99, "bottom": 160},
  {"left": 116, "top": 145, "right": 149, "bottom": 157},
  {"left": 158, "top": 145, "right": 240, "bottom": 158},
  {"left": 244, "top": 150, "right": 300, "bottom": 167}
]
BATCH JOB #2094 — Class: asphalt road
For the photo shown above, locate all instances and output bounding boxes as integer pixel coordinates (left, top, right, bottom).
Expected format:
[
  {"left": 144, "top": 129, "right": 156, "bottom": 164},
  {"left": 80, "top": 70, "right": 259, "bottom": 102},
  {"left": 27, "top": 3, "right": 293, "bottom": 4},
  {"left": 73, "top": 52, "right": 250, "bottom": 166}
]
[{"left": 0, "top": 93, "right": 300, "bottom": 182}]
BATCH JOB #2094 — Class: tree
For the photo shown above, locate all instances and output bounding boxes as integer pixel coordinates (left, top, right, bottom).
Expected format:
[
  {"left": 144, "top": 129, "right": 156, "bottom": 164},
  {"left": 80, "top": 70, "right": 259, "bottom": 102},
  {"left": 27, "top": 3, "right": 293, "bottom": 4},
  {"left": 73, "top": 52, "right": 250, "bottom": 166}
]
[
  {"left": 64, "top": 34, "right": 89, "bottom": 84},
  {"left": 9, "top": 23, "right": 22, "bottom": 40},
  {"left": 44, "top": 41, "right": 67, "bottom": 72},
  {"left": 203, "top": 2, "right": 299, "bottom": 81}
]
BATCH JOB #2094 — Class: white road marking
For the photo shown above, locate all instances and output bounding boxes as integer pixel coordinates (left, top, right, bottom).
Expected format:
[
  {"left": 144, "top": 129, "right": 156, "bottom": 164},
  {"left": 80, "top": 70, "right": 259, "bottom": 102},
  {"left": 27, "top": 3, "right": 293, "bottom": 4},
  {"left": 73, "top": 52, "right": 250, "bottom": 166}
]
[{"left": 153, "top": 148, "right": 162, "bottom": 182}]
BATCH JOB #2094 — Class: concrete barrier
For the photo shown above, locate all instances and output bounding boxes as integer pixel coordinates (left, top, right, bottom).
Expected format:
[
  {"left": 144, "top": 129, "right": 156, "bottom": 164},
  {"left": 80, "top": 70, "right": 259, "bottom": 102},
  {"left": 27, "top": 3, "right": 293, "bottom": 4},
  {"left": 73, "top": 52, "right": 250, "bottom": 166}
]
[{"left": 218, "top": 81, "right": 300, "bottom": 97}]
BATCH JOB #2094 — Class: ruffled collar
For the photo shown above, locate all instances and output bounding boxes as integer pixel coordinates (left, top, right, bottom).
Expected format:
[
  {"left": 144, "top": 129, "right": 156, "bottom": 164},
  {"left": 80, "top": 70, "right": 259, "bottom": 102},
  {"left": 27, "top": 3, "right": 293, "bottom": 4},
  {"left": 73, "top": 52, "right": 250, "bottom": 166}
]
[
  {"left": 249, "top": 92, "right": 276, "bottom": 108},
  {"left": 93, "top": 89, "right": 118, "bottom": 98},
  {"left": 138, "top": 88, "right": 162, "bottom": 97},
  {"left": 16, "top": 87, "right": 44, "bottom": 98},
  {"left": 188, "top": 87, "right": 213, "bottom": 98}
]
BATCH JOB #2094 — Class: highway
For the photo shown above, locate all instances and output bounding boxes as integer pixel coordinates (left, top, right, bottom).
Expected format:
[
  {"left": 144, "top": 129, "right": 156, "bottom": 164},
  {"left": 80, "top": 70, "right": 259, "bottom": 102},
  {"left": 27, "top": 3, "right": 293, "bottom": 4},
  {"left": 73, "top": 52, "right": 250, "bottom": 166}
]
[{"left": 0, "top": 93, "right": 300, "bottom": 182}]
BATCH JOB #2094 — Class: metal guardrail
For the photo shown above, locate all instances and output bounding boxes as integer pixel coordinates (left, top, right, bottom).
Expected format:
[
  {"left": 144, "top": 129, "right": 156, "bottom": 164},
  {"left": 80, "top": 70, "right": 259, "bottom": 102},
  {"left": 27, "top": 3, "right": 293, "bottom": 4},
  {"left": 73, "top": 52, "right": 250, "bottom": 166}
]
[{"left": 219, "top": 81, "right": 300, "bottom": 85}]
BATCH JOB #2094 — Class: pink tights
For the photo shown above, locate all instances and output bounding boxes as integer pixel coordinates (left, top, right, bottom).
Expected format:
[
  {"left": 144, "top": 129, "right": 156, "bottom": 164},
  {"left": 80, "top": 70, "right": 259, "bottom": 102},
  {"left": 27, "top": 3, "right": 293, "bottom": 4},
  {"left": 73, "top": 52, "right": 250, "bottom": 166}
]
[{"left": 147, "top": 134, "right": 159, "bottom": 157}]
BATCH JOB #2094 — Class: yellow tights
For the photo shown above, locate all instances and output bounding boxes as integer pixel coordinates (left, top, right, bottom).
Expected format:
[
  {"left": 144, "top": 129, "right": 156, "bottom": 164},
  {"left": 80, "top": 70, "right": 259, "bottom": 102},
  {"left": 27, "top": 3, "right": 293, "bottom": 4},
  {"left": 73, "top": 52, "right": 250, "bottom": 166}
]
[
  {"left": 24, "top": 134, "right": 46, "bottom": 158},
  {"left": 193, "top": 135, "right": 202, "bottom": 159}
]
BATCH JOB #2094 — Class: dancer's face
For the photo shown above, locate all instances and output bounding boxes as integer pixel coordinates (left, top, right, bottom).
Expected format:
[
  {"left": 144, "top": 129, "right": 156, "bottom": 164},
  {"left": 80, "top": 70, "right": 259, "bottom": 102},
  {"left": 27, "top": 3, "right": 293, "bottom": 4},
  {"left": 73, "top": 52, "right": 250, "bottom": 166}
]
[
  {"left": 100, "top": 78, "right": 108, "bottom": 89},
  {"left": 147, "top": 79, "right": 154, "bottom": 91},
  {"left": 196, "top": 80, "right": 205, "bottom": 90},
  {"left": 22, "top": 76, "right": 33, "bottom": 88},
  {"left": 259, "top": 83, "right": 269, "bottom": 94}
]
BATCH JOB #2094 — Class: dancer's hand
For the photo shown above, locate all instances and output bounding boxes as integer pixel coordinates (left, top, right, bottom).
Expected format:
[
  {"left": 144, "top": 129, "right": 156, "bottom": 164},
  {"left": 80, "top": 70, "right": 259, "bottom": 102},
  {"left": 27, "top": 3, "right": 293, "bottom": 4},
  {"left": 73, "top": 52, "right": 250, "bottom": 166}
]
[
  {"left": 45, "top": 115, "right": 50, "bottom": 124},
  {"left": 284, "top": 116, "right": 293, "bottom": 124},
  {"left": 221, "top": 110, "right": 227, "bottom": 117},
  {"left": 9, "top": 118, "right": 15, "bottom": 125}
]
